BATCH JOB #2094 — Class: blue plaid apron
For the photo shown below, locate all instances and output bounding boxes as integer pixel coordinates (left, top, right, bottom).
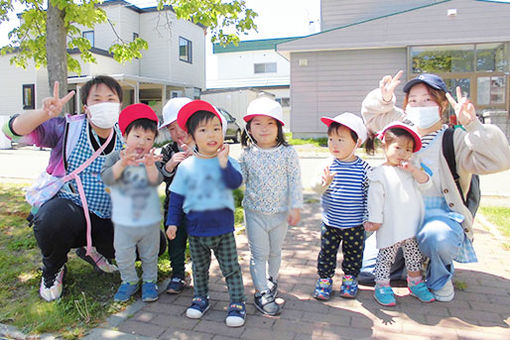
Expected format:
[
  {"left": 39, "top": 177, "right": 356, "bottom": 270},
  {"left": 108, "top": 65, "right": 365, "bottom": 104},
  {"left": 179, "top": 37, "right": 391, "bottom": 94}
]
[{"left": 57, "top": 121, "right": 123, "bottom": 219}]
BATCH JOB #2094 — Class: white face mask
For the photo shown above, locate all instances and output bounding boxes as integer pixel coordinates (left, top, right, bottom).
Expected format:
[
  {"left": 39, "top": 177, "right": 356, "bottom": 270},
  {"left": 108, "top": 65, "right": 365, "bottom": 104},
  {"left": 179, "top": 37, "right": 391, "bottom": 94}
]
[
  {"left": 405, "top": 106, "right": 441, "bottom": 129},
  {"left": 87, "top": 102, "right": 120, "bottom": 129}
]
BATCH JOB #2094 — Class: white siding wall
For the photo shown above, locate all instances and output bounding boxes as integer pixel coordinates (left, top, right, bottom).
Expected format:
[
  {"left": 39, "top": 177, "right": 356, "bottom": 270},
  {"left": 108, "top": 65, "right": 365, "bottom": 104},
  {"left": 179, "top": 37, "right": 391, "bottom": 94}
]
[
  {"left": 139, "top": 10, "right": 205, "bottom": 89},
  {"left": 320, "top": 0, "right": 438, "bottom": 31},
  {"left": 290, "top": 48, "right": 407, "bottom": 136},
  {"left": 0, "top": 55, "right": 38, "bottom": 117},
  {"left": 209, "top": 50, "right": 289, "bottom": 88}
]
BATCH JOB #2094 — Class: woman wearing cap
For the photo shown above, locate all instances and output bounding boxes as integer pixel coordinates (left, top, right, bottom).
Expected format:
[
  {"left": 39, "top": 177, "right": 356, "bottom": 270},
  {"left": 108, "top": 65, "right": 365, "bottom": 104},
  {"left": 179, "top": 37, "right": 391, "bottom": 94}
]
[
  {"left": 361, "top": 71, "right": 510, "bottom": 302},
  {"left": 156, "top": 97, "right": 194, "bottom": 294},
  {"left": 365, "top": 122, "right": 435, "bottom": 306}
]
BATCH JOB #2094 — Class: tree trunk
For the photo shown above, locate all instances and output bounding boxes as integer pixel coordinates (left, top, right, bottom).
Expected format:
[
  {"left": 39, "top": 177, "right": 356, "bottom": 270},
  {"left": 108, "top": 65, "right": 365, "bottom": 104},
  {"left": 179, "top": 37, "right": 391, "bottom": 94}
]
[{"left": 46, "top": 1, "right": 68, "bottom": 112}]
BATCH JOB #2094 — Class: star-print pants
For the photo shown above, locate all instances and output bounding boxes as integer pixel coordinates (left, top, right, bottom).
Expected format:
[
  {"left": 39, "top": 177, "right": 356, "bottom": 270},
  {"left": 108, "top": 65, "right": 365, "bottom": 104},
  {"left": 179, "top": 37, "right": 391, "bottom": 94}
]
[{"left": 317, "top": 223, "right": 365, "bottom": 279}]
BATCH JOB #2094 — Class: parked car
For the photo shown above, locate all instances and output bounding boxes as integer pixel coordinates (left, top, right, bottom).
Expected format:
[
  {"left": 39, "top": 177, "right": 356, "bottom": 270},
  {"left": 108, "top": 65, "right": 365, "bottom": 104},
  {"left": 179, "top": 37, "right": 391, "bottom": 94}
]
[{"left": 218, "top": 108, "right": 243, "bottom": 143}]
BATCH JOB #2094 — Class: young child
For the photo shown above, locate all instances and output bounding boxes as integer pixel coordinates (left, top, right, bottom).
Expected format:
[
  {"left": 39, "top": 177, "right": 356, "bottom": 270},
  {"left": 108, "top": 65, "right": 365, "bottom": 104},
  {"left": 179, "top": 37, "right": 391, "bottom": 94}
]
[
  {"left": 165, "top": 100, "right": 246, "bottom": 328},
  {"left": 239, "top": 96, "right": 303, "bottom": 316},
  {"left": 364, "top": 122, "right": 435, "bottom": 306},
  {"left": 313, "top": 112, "right": 370, "bottom": 300},
  {"left": 101, "top": 103, "right": 163, "bottom": 302},
  {"left": 156, "top": 97, "right": 194, "bottom": 294}
]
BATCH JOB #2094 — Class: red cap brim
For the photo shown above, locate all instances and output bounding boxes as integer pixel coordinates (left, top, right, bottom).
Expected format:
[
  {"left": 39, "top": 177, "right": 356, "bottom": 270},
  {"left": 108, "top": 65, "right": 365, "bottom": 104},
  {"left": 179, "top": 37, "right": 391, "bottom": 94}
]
[
  {"left": 177, "top": 100, "right": 221, "bottom": 132},
  {"left": 378, "top": 123, "right": 422, "bottom": 152}
]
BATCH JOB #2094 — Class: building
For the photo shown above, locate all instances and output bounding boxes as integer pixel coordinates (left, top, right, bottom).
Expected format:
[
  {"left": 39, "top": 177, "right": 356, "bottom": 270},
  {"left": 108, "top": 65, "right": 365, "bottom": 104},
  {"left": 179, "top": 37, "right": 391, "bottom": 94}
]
[
  {"left": 277, "top": 0, "right": 510, "bottom": 138},
  {"left": 205, "top": 37, "right": 300, "bottom": 126},
  {"left": 0, "top": 0, "right": 206, "bottom": 119}
]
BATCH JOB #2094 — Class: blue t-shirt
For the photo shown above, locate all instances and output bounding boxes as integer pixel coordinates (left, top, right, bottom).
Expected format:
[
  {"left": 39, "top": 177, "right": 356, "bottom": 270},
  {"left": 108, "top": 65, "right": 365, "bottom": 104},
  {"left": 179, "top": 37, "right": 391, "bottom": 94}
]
[{"left": 168, "top": 156, "right": 242, "bottom": 236}]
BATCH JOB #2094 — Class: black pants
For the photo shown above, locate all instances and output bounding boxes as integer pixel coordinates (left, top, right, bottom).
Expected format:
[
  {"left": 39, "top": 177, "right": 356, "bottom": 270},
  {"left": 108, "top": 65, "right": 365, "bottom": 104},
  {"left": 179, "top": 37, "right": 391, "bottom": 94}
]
[
  {"left": 33, "top": 197, "right": 167, "bottom": 277},
  {"left": 164, "top": 210, "right": 188, "bottom": 279}
]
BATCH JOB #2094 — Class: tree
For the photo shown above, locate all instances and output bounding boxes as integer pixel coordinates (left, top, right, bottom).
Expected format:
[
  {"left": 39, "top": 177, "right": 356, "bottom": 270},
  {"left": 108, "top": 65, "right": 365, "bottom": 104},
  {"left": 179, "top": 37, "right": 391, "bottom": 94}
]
[{"left": 0, "top": 0, "right": 257, "bottom": 97}]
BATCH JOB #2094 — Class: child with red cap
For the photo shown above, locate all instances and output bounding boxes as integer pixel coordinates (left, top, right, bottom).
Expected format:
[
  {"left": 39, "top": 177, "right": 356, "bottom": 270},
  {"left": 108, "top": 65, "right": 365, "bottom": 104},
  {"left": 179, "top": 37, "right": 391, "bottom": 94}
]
[
  {"left": 165, "top": 100, "right": 246, "bottom": 328},
  {"left": 101, "top": 103, "right": 164, "bottom": 303},
  {"left": 364, "top": 122, "right": 435, "bottom": 306}
]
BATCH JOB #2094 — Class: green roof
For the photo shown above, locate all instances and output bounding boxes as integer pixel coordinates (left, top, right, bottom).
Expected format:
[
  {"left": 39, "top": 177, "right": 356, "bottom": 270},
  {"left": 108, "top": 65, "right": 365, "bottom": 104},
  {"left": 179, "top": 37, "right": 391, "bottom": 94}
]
[{"left": 213, "top": 37, "right": 302, "bottom": 54}]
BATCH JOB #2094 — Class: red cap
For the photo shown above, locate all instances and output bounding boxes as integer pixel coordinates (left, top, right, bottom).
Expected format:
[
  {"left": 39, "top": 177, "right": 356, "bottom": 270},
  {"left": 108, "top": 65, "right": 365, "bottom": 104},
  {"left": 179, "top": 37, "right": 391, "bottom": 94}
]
[
  {"left": 177, "top": 100, "right": 221, "bottom": 132},
  {"left": 118, "top": 103, "right": 158, "bottom": 135},
  {"left": 377, "top": 122, "right": 422, "bottom": 152}
]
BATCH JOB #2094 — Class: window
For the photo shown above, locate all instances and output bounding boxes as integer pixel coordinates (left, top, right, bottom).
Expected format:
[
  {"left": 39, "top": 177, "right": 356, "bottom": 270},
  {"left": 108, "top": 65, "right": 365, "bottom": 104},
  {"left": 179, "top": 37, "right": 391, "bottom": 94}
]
[
  {"left": 83, "top": 30, "right": 94, "bottom": 47},
  {"left": 22, "top": 84, "right": 35, "bottom": 110},
  {"left": 276, "top": 97, "right": 290, "bottom": 107},
  {"left": 254, "top": 62, "right": 277, "bottom": 74},
  {"left": 133, "top": 32, "right": 139, "bottom": 41},
  {"left": 179, "top": 37, "right": 192, "bottom": 63},
  {"left": 477, "top": 76, "right": 506, "bottom": 106},
  {"left": 476, "top": 43, "right": 507, "bottom": 72},
  {"left": 411, "top": 45, "right": 474, "bottom": 73}
]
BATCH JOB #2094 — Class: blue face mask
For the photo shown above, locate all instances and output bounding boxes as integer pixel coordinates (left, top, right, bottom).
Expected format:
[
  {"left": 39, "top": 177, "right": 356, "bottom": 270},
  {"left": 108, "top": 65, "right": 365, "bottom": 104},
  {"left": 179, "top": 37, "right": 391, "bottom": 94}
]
[{"left": 405, "top": 106, "right": 441, "bottom": 129}]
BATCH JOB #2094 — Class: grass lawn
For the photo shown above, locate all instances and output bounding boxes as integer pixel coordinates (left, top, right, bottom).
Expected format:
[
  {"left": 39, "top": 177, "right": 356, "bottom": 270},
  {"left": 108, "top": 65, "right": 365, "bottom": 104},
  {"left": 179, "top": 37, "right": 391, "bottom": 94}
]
[{"left": 479, "top": 204, "right": 510, "bottom": 238}]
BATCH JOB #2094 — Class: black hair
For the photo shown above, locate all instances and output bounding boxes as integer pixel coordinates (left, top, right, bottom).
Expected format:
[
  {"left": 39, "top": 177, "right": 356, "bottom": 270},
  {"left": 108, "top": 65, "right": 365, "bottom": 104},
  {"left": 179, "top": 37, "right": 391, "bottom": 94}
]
[
  {"left": 125, "top": 118, "right": 158, "bottom": 138},
  {"left": 81, "top": 75, "right": 123, "bottom": 106},
  {"left": 241, "top": 118, "right": 288, "bottom": 147},
  {"left": 186, "top": 110, "right": 220, "bottom": 139},
  {"left": 365, "top": 127, "right": 414, "bottom": 155},
  {"left": 327, "top": 122, "right": 358, "bottom": 142}
]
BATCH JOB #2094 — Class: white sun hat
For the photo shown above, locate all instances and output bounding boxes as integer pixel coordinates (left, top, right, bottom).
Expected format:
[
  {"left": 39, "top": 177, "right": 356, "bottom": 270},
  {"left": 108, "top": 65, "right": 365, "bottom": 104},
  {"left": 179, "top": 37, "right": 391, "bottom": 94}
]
[
  {"left": 320, "top": 112, "right": 368, "bottom": 143},
  {"left": 244, "top": 96, "right": 285, "bottom": 125},
  {"left": 159, "top": 97, "right": 192, "bottom": 129}
]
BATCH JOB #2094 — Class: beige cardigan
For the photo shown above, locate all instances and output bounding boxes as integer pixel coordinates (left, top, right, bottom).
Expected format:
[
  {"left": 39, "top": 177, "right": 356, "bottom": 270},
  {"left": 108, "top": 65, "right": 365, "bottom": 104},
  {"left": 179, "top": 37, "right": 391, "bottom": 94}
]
[{"left": 361, "top": 89, "right": 510, "bottom": 240}]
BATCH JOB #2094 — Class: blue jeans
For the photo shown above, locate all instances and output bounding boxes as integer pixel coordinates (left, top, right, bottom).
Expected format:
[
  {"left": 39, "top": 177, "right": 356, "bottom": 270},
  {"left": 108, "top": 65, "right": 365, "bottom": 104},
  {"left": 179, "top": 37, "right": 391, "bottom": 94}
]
[{"left": 416, "top": 215, "right": 464, "bottom": 290}]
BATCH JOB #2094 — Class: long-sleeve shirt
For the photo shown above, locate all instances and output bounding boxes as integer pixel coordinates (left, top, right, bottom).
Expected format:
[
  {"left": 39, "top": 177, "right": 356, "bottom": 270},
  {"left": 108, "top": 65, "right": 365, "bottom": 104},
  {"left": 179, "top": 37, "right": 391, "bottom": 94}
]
[
  {"left": 101, "top": 150, "right": 163, "bottom": 227},
  {"left": 320, "top": 157, "right": 370, "bottom": 229},
  {"left": 155, "top": 141, "right": 181, "bottom": 218},
  {"left": 239, "top": 144, "right": 303, "bottom": 214},
  {"left": 166, "top": 156, "right": 242, "bottom": 237}
]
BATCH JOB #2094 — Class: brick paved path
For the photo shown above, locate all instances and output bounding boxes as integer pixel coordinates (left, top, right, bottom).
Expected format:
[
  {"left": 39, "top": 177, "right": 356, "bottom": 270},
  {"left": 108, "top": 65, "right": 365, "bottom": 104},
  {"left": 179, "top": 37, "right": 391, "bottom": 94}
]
[{"left": 87, "top": 195, "right": 510, "bottom": 339}]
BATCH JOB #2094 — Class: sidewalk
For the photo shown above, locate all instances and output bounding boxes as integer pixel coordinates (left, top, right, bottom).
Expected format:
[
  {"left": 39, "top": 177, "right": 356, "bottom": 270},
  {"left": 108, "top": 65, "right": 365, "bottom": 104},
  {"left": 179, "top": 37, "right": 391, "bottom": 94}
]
[{"left": 84, "top": 194, "right": 510, "bottom": 340}]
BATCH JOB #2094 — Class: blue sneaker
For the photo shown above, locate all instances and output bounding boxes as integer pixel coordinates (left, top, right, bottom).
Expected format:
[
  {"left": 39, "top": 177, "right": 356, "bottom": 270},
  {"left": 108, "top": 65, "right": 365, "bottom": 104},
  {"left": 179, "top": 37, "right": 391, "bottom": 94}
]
[
  {"left": 339, "top": 275, "right": 358, "bottom": 299},
  {"left": 374, "top": 286, "right": 396, "bottom": 306},
  {"left": 114, "top": 282, "right": 139, "bottom": 302},
  {"left": 142, "top": 281, "right": 159, "bottom": 302},
  {"left": 268, "top": 276, "right": 278, "bottom": 297},
  {"left": 166, "top": 277, "right": 186, "bottom": 294},
  {"left": 186, "top": 296, "right": 210, "bottom": 319},
  {"left": 313, "top": 278, "right": 333, "bottom": 300},
  {"left": 226, "top": 302, "right": 246, "bottom": 327},
  {"left": 409, "top": 281, "right": 435, "bottom": 303}
]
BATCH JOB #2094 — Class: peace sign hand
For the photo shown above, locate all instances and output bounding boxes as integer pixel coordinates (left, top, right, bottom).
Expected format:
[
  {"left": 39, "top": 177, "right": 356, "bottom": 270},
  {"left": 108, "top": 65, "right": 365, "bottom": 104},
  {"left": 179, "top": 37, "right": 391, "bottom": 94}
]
[
  {"left": 379, "top": 70, "right": 403, "bottom": 103},
  {"left": 446, "top": 86, "right": 477, "bottom": 126},
  {"left": 41, "top": 81, "right": 75, "bottom": 118}
]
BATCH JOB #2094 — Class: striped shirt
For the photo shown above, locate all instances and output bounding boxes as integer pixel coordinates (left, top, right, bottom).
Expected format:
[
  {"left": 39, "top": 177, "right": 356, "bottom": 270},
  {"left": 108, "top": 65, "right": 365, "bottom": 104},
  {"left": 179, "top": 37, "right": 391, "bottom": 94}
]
[{"left": 321, "top": 157, "right": 370, "bottom": 228}]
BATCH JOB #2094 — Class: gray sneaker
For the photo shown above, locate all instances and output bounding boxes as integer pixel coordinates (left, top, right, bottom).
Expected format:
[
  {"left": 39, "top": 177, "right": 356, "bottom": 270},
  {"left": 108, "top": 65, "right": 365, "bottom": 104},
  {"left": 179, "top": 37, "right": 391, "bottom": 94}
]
[
  {"left": 432, "top": 279, "right": 454, "bottom": 302},
  {"left": 254, "top": 290, "right": 281, "bottom": 316}
]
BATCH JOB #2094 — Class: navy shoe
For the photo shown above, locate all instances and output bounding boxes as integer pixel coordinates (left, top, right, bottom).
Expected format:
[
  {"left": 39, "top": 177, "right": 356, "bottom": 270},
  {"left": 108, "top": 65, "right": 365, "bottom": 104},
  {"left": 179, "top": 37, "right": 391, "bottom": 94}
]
[
  {"left": 186, "top": 296, "right": 210, "bottom": 319},
  {"left": 166, "top": 277, "right": 185, "bottom": 294},
  {"left": 226, "top": 302, "right": 246, "bottom": 327}
]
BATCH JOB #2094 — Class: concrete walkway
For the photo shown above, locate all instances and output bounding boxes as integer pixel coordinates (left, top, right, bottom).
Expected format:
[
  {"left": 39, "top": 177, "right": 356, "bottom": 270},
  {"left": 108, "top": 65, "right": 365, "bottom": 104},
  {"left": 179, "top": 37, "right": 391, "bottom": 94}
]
[{"left": 84, "top": 194, "right": 510, "bottom": 340}]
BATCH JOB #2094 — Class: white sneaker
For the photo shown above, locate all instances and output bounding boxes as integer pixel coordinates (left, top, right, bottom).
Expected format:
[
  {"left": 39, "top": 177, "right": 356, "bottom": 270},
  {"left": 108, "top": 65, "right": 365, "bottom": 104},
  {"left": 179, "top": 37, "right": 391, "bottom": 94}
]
[
  {"left": 39, "top": 266, "right": 66, "bottom": 302},
  {"left": 432, "top": 279, "right": 454, "bottom": 302}
]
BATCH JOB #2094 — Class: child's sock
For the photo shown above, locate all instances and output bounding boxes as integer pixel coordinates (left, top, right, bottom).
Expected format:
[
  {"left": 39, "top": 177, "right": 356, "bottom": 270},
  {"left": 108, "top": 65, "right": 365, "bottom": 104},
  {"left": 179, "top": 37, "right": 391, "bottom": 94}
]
[
  {"left": 407, "top": 275, "right": 422, "bottom": 287},
  {"left": 375, "top": 280, "right": 390, "bottom": 288}
]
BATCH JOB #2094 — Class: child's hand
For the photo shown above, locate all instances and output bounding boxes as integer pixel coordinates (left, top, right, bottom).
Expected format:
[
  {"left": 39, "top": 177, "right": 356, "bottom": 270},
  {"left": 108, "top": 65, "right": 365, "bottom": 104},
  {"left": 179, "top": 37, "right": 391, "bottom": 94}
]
[
  {"left": 217, "top": 144, "right": 229, "bottom": 168},
  {"left": 446, "top": 86, "right": 477, "bottom": 126},
  {"left": 119, "top": 147, "right": 139, "bottom": 167},
  {"left": 140, "top": 148, "right": 163, "bottom": 167},
  {"left": 166, "top": 225, "right": 177, "bottom": 240},
  {"left": 165, "top": 151, "right": 190, "bottom": 173},
  {"left": 379, "top": 70, "right": 403, "bottom": 103},
  {"left": 288, "top": 208, "right": 301, "bottom": 226},
  {"left": 364, "top": 221, "right": 382, "bottom": 232},
  {"left": 398, "top": 160, "right": 416, "bottom": 173},
  {"left": 42, "top": 81, "right": 75, "bottom": 118},
  {"left": 321, "top": 166, "right": 336, "bottom": 187}
]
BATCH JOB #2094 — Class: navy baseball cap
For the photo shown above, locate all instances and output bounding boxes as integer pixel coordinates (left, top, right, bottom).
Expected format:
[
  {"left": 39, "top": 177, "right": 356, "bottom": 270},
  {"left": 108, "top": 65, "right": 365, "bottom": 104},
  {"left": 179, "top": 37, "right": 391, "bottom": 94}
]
[{"left": 403, "top": 73, "right": 448, "bottom": 93}]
